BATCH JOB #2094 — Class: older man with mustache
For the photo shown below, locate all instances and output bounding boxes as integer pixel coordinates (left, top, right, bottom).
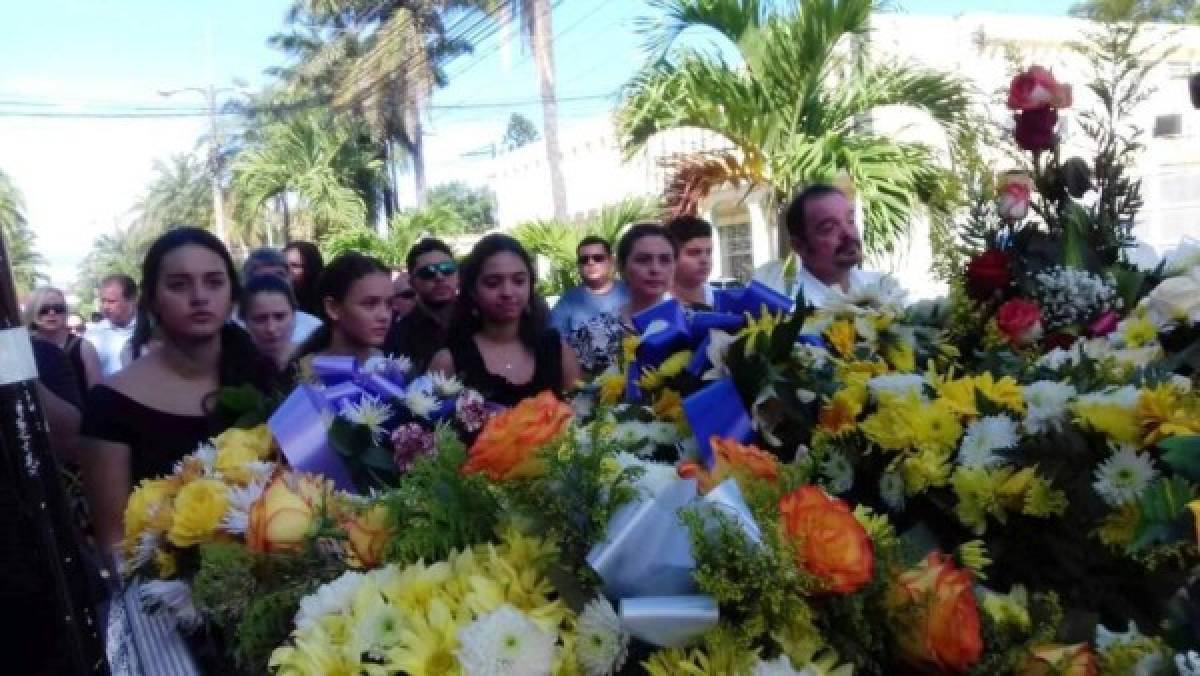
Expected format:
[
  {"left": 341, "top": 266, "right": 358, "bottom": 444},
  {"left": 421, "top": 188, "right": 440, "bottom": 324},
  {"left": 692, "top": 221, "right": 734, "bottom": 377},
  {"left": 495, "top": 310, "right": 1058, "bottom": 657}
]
[{"left": 754, "top": 183, "right": 883, "bottom": 306}]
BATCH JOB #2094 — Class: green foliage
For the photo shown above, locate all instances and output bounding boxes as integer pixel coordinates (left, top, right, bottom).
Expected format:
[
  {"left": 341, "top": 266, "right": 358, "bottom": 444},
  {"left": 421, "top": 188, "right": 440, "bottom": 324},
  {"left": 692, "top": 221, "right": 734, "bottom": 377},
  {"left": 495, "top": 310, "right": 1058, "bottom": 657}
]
[
  {"left": 502, "top": 112, "right": 540, "bottom": 150},
  {"left": 74, "top": 221, "right": 159, "bottom": 308},
  {"left": 134, "top": 153, "right": 214, "bottom": 232},
  {"left": 1069, "top": 0, "right": 1200, "bottom": 23},
  {"left": 0, "top": 168, "right": 46, "bottom": 295},
  {"left": 1130, "top": 475, "right": 1196, "bottom": 552},
  {"left": 425, "top": 181, "right": 496, "bottom": 232},
  {"left": 191, "top": 541, "right": 343, "bottom": 674},
  {"left": 1158, "top": 435, "right": 1200, "bottom": 481},
  {"left": 968, "top": 591, "right": 1064, "bottom": 676},
  {"left": 618, "top": 0, "right": 971, "bottom": 254},
  {"left": 382, "top": 426, "right": 501, "bottom": 564}
]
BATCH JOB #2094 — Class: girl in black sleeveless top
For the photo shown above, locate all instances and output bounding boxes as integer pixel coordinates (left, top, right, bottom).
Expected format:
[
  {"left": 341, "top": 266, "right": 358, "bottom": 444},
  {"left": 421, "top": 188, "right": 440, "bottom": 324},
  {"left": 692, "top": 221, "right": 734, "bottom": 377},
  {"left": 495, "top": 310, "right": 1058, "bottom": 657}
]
[{"left": 429, "top": 234, "right": 581, "bottom": 407}]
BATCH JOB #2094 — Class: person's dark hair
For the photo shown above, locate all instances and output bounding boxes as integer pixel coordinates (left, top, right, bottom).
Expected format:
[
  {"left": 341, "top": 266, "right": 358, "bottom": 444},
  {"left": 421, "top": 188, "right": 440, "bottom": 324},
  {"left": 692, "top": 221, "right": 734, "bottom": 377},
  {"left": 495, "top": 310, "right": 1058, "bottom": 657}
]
[
  {"left": 282, "top": 241, "right": 324, "bottom": 316},
  {"left": 451, "top": 234, "right": 547, "bottom": 350},
  {"left": 576, "top": 235, "right": 612, "bottom": 257},
  {"left": 665, "top": 215, "right": 713, "bottom": 245},
  {"left": 239, "top": 273, "right": 298, "bottom": 320},
  {"left": 242, "top": 247, "right": 288, "bottom": 281},
  {"left": 405, "top": 237, "right": 455, "bottom": 274},
  {"left": 297, "top": 251, "right": 390, "bottom": 356},
  {"left": 89, "top": 311, "right": 102, "bottom": 323},
  {"left": 616, "top": 222, "right": 676, "bottom": 270},
  {"left": 783, "top": 183, "right": 845, "bottom": 243},
  {"left": 133, "top": 226, "right": 277, "bottom": 397},
  {"left": 100, "top": 273, "right": 138, "bottom": 300}
]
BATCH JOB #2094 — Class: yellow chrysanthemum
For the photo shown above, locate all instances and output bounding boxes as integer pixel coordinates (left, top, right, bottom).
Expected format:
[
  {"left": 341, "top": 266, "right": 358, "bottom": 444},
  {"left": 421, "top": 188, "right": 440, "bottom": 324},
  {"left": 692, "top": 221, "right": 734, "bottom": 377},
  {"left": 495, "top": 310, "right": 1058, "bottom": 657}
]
[
  {"left": 596, "top": 372, "right": 626, "bottom": 406},
  {"left": 884, "top": 341, "right": 916, "bottom": 373},
  {"left": 1074, "top": 403, "right": 1142, "bottom": 445},
  {"left": 1137, "top": 384, "right": 1200, "bottom": 445},
  {"left": 658, "top": 350, "right": 693, "bottom": 379},
  {"left": 973, "top": 373, "right": 1025, "bottom": 414},
  {"left": 638, "top": 366, "right": 666, "bottom": 391},
  {"left": 861, "top": 396, "right": 920, "bottom": 451},
  {"left": 124, "top": 478, "right": 177, "bottom": 541},
  {"left": 1097, "top": 503, "right": 1141, "bottom": 549},
  {"left": 951, "top": 467, "right": 1005, "bottom": 534},
  {"left": 1119, "top": 316, "right": 1158, "bottom": 348},
  {"left": 824, "top": 320, "right": 856, "bottom": 357},
  {"left": 980, "top": 585, "right": 1030, "bottom": 632},
  {"left": 934, "top": 375, "right": 978, "bottom": 418},
  {"left": 167, "top": 478, "right": 229, "bottom": 547},
  {"left": 912, "top": 399, "right": 964, "bottom": 454},
  {"left": 819, "top": 383, "right": 868, "bottom": 437},
  {"left": 621, "top": 335, "right": 640, "bottom": 364},
  {"left": 214, "top": 429, "right": 272, "bottom": 484},
  {"left": 837, "top": 358, "right": 890, "bottom": 382},
  {"left": 653, "top": 388, "right": 686, "bottom": 426},
  {"left": 901, "top": 448, "right": 953, "bottom": 495}
]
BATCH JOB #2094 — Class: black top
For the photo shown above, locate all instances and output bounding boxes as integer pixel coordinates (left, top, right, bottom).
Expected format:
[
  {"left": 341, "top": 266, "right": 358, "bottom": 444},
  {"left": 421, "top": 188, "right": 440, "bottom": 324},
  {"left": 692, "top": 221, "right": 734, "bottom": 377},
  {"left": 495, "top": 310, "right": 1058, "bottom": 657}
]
[
  {"left": 448, "top": 329, "right": 564, "bottom": 408},
  {"left": 81, "top": 385, "right": 225, "bottom": 483},
  {"left": 32, "top": 338, "right": 82, "bottom": 410},
  {"left": 383, "top": 305, "right": 451, "bottom": 372},
  {"left": 63, "top": 335, "right": 89, "bottom": 400}
]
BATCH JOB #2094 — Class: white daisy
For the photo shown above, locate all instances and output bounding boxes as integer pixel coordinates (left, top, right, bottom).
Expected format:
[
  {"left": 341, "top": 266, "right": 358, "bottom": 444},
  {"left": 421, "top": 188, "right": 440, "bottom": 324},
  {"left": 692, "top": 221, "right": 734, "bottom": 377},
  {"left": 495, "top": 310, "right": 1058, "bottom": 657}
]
[
  {"left": 428, "top": 371, "right": 464, "bottom": 397},
  {"left": 457, "top": 604, "right": 557, "bottom": 676},
  {"left": 613, "top": 422, "right": 650, "bottom": 450},
  {"left": 959, "top": 415, "right": 1019, "bottom": 469},
  {"left": 702, "top": 329, "right": 738, "bottom": 381},
  {"left": 1022, "top": 381, "right": 1076, "bottom": 435},
  {"left": 140, "top": 579, "right": 201, "bottom": 630},
  {"left": 880, "top": 471, "right": 906, "bottom": 512},
  {"left": 295, "top": 571, "right": 368, "bottom": 631},
  {"left": 820, "top": 450, "right": 854, "bottom": 494},
  {"left": 220, "top": 478, "right": 267, "bottom": 535},
  {"left": 339, "top": 394, "right": 395, "bottom": 442},
  {"left": 867, "top": 373, "right": 926, "bottom": 400},
  {"left": 646, "top": 421, "right": 680, "bottom": 445},
  {"left": 751, "top": 655, "right": 816, "bottom": 676},
  {"left": 1093, "top": 445, "right": 1158, "bottom": 507},
  {"left": 404, "top": 387, "right": 439, "bottom": 419},
  {"left": 576, "top": 598, "right": 628, "bottom": 676}
]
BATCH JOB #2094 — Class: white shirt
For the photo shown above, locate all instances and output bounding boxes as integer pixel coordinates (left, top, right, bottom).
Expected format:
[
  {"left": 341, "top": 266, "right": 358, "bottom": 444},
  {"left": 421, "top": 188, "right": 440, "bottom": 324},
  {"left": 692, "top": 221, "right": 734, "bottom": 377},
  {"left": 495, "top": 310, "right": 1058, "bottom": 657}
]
[
  {"left": 85, "top": 317, "right": 137, "bottom": 376},
  {"left": 752, "top": 259, "right": 882, "bottom": 308}
]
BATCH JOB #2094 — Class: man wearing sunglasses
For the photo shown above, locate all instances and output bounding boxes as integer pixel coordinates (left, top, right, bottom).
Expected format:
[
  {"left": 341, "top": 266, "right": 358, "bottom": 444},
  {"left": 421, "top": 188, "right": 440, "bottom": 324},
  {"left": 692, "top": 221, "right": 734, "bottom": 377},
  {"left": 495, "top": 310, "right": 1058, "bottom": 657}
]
[
  {"left": 383, "top": 238, "right": 459, "bottom": 370},
  {"left": 549, "top": 236, "right": 628, "bottom": 374}
]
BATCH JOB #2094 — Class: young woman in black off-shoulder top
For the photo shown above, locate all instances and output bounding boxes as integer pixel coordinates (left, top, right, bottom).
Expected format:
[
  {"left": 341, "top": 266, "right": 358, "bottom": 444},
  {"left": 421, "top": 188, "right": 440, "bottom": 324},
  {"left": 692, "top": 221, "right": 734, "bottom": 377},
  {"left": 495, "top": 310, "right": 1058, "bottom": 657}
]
[{"left": 80, "top": 228, "right": 276, "bottom": 559}]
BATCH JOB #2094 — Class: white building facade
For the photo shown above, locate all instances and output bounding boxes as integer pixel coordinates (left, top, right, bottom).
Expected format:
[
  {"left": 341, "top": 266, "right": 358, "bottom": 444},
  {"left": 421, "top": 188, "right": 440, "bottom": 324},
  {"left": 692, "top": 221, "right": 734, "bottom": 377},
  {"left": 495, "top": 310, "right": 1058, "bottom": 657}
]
[{"left": 479, "top": 13, "right": 1200, "bottom": 300}]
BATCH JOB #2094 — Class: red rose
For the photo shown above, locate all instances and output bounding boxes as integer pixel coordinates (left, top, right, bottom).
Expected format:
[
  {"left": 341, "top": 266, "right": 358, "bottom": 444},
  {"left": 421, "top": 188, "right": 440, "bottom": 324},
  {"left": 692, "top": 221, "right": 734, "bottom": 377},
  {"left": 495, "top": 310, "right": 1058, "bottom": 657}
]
[
  {"left": 995, "top": 298, "right": 1043, "bottom": 346},
  {"left": 1008, "top": 65, "right": 1072, "bottom": 111},
  {"left": 1014, "top": 107, "right": 1059, "bottom": 152},
  {"left": 965, "top": 250, "right": 1011, "bottom": 301}
]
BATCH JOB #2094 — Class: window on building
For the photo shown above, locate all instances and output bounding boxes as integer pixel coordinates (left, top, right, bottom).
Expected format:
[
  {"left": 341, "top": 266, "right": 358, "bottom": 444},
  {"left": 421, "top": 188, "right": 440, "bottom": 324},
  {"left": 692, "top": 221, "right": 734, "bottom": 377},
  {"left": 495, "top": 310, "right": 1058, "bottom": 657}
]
[
  {"left": 718, "top": 221, "right": 754, "bottom": 284},
  {"left": 1154, "top": 114, "right": 1183, "bottom": 138}
]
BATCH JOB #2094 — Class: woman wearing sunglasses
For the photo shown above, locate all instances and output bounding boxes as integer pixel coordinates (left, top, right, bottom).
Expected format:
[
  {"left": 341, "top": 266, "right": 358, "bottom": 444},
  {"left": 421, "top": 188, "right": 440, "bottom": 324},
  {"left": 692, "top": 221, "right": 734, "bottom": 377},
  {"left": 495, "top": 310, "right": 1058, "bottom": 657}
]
[
  {"left": 383, "top": 238, "right": 460, "bottom": 371},
  {"left": 25, "top": 286, "right": 102, "bottom": 394},
  {"left": 429, "top": 234, "right": 581, "bottom": 406}
]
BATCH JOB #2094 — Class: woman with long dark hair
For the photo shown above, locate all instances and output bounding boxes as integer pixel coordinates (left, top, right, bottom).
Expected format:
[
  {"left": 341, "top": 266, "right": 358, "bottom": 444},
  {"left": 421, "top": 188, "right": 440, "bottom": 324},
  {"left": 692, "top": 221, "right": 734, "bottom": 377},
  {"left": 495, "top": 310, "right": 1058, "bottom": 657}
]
[
  {"left": 80, "top": 227, "right": 277, "bottom": 556},
  {"left": 295, "top": 251, "right": 393, "bottom": 361},
  {"left": 617, "top": 222, "right": 677, "bottom": 322},
  {"left": 429, "top": 234, "right": 581, "bottom": 406},
  {"left": 283, "top": 240, "right": 325, "bottom": 317}
]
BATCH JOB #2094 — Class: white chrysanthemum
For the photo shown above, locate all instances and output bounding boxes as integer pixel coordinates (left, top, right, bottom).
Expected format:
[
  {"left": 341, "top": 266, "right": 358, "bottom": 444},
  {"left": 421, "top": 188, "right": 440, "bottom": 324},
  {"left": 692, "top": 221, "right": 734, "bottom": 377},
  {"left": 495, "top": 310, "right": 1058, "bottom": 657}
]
[
  {"left": 576, "top": 598, "right": 628, "bottom": 676},
  {"left": 456, "top": 604, "right": 557, "bottom": 676},
  {"left": 339, "top": 394, "right": 395, "bottom": 442},
  {"left": 880, "top": 472, "right": 906, "bottom": 512},
  {"left": 613, "top": 422, "right": 650, "bottom": 449},
  {"left": 702, "top": 329, "right": 737, "bottom": 381},
  {"left": 1093, "top": 445, "right": 1158, "bottom": 507},
  {"left": 647, "top": 421, "right": 680, "bottom": 445},
  {"left": 1177, "top": 651, "right": 1200, "bottom": 676},
  {"left": 295, "top": 571, "right": 367, "bottom": 632},
  {"left": 429, "top": 371, "right": 464, "bottom": 397},
  {"left": 959, "top": 415, "right": 1019, "bottom": 469},
  {"left": 140, "top": 579, "right": 201, "bottom": 630},
  {"left": 751, "top": 655, "right": 816, "bottom": 676},
  {"left": 614, "top": 452, "right": 676, "bottom": 498},
  {"left": 1076, "top": 385, "right": 1140, "bottom": 411},
  {"left": 820, "top": 450, "right": 854, "bottom": 494},
  {"left": 1170, "top": 374, "right": 1194, "bottom": 393},
  {"left": 404, "top": 387, "right": 438, "bottom": 419},
  {"left": 826, "top": 275, "right": 907, "bottom": 315},
  {"left": 867, "top": 373, "right": 925, "bottom": 400},
  {"left": 1095, "top": 621, "right": 1142, "bottom": 651},
  {"left": 1022, "top": 381, "right": 1076, "bottom": 435},
  {"left": 220, "top": 478, "right": 267, "bottom": 535},
  {"left": 1037, "top": 346, "right": 1078, "bottom": 371},
  {"left": 353, "top": 590, "right": 404, "bottom": 653}
]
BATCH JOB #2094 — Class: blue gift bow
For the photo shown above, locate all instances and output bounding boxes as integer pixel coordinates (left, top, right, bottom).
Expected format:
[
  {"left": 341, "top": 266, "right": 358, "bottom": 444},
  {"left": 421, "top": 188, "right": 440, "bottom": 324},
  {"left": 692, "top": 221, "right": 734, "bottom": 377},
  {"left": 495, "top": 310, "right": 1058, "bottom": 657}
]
[
  {"left": 632, "top": 299, "right": 691, "bottom": 367},
  {"left": 682, "top": 377, "right": 753, "bottom": 468},
  {"left": 713, "top": 280, "right": 794, "bottom": 317},
  {"left": 268, "top": 385, "right": 357, "bottom": 492}
]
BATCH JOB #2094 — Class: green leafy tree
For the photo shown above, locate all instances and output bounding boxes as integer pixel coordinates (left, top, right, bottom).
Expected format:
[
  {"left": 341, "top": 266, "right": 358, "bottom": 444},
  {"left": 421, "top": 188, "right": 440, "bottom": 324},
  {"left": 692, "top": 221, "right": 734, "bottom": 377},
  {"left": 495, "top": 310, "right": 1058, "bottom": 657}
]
[
  {"left": 134, "top": 153, "right": 214, "bottom": 231},
  {"left": 0, "top": 169, "right": 47, "bottom": 295},
  {"left": 231, "top": 110, "right": 383, "bottom": 244},
  {"left": 1069, "top": 0, "right": 1200, "bottom": 23},
  {"left": 425, "top": 182, "right": 496, "bottom": 231},
  {"left": 512, "top": 196, "right": 661, "bottom": 296},
  {"left": 502, "top": 112, "right": 540, "bottom": 150},
  {"left": 617, "top": 0, "right": 971, "bottom": 254},
  {"left": 75, "top": 222, "right": 158, "bottom": 309}
]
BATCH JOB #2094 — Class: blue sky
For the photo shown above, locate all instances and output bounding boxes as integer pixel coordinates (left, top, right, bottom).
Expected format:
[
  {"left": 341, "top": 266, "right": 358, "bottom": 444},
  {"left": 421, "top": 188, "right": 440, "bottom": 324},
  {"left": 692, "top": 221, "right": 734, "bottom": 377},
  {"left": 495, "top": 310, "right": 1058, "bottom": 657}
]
[{"left": 0, "top": 0, "right": 1076, "bottom": 288}]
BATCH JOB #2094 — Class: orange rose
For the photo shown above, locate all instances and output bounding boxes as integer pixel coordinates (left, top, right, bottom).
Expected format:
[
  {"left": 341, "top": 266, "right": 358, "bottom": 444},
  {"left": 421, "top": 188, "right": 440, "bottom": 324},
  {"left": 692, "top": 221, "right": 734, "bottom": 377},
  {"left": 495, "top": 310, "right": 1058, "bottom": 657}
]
[
  {"left": 343, "top": 504, "right": 391, "bottom": 569},
  {"left": 246, "top": 474, "right": 316, "bottom": 553},
  {"left": 888, "top": 552, "right": 983, "bottom": 673},
  {"left": 461, "top": 391, "right": 572, "bottom": 481},
  {"left": 678, "top": 437, "right": 779, "bottom": 494},
  {"left": 1019, "top": 644, "right": 1097, "bottom": 676},
  {"left": 778, "top": 485, "right": 873, "bottom": 594}
]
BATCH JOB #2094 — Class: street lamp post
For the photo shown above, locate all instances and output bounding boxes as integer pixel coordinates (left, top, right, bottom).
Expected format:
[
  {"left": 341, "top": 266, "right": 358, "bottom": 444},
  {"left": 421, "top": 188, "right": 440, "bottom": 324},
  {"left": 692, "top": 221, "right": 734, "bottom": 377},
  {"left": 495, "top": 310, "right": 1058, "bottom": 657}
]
[{"left": 159, "top": 85, "right": 246, "bottom": 246}]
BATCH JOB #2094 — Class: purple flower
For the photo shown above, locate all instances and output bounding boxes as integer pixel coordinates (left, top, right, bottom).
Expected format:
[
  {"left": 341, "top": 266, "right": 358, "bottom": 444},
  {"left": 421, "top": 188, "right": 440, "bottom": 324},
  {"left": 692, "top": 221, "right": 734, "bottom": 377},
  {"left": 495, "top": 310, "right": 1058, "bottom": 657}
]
[
  {"left": 455, "top": 389, "right": 491, "bottom": 433},
  {"left": 391, "top": 422, "right": 435, "bottom": 472}
]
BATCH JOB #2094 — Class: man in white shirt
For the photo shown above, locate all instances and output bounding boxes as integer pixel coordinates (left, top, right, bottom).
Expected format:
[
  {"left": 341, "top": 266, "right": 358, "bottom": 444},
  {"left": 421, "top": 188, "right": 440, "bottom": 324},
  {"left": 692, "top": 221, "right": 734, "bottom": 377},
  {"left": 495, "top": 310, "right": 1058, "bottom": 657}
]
[
  {"left": 240, "top": 248, "right": 322, "bottom": 345},
  {"left": 753, "top": 183, "right": 882, "bottom": 307},
  {"left": 85, "top": 274, "right": 138, "bottom": 376}
]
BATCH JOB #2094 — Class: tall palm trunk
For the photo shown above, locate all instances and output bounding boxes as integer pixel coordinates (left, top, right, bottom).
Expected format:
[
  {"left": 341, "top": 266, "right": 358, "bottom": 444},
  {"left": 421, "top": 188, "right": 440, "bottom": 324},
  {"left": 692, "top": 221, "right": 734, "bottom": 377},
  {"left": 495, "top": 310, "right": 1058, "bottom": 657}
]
[
  {"left": 407, "top": 88, "right": 428, "bottom": 208},
  {"left": 530, "top": 0, "right": 567, "bottom": 220}
]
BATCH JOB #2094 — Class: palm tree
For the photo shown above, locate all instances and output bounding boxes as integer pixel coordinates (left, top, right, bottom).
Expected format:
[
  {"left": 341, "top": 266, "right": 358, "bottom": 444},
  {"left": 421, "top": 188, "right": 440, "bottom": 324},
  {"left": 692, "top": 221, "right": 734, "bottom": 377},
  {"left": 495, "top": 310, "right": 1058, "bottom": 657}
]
[
  {"left": 0, "top": 169, "right": 46, "bottom": 295},
  {"left": 617, "top": 0, "right": 971, "bottom": 254},
  {"left": 134, "top": 153, "right": 214, "bottom": 231},
  {"left": 74, "top": 221, "right": 157, "bottom": 307},
  {"left": 231, "top": 110, "right": 384, "bottom": 243}
]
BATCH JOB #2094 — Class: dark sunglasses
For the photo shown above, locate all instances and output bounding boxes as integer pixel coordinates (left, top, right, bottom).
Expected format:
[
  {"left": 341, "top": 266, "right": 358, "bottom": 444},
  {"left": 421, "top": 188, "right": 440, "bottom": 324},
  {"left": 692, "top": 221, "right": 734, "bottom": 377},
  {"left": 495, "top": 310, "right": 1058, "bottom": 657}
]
[
  {"left": 577, "top": 253, "right": 609, "bottom": 265},
  {"left": 414, "top": 260, "right": 458, "bottom": 280},
  {"left": 393, "top": 289, "right": 417, "bottom": 300},
  {"left": 39, "top": 303, "right": 67, "bottom": 316}
]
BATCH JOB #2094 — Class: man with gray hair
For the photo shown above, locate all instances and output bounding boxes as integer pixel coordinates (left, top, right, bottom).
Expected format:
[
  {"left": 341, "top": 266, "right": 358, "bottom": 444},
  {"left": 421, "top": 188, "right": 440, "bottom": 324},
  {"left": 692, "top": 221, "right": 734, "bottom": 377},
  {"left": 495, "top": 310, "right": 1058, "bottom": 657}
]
[{"left": 240, "top": 247, "right": 323, "bottom": 345}]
